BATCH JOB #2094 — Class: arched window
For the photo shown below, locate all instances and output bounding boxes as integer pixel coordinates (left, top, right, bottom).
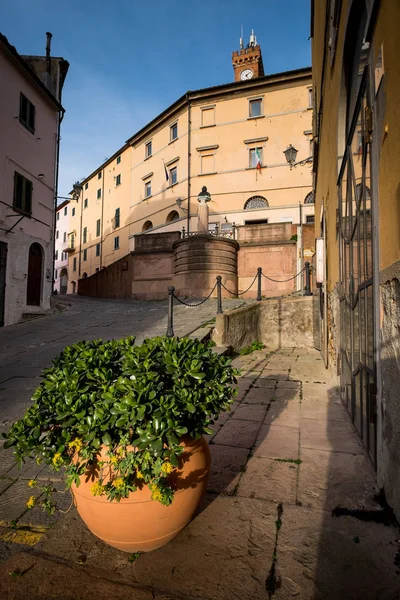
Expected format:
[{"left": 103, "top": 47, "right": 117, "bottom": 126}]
[
  {"left": 142, "top": 220, "right": 153, "bottom": 231},
  {"left": 304, "top": 191, "right": 315, "bottom": 204},
  {"left": 166, "top": 210, "right": 179, "bottom": 223},
  {"left": 244, "top": 196, "right": 268, "bottom": 210},
  {"left": 355, "top": 183, "right": 371, "bottom": 201}
]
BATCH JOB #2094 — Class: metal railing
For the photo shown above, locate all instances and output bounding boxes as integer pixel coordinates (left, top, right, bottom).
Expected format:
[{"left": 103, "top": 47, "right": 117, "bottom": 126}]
[
  {"left": 166, "top": 262, "right": 312, "bottom": 337},
  {"left": 181, "top": 223, "right": 237, "bottom": 240}
]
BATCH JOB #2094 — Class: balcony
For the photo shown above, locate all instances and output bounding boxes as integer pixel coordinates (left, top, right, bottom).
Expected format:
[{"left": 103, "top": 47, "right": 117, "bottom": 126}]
[{"left": 62, "top": 240, "right": 75, "bottom": 253}]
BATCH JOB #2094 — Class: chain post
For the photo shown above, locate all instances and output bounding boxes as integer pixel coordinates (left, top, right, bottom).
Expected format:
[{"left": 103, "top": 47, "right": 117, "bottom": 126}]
[
  {"left": 216, "top": 276, "right": 223, "bottom": 314},
  {"left": 304, "top": 262, "right": 312, "bottom": 296},
  {"left": 166, "top": 286, "right": 175, "bottom": 336},
  {"left": 257, "top": 267, "right": 262, "bottom": 301},
  {"left": 181, "top": 227, "right": 186, "bottom": 239}
]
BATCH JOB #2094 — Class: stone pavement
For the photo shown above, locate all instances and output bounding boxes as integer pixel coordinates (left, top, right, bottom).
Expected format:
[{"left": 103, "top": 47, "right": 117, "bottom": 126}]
[{"left": 1, "top": 345, "right": 400, "bottom": 599}]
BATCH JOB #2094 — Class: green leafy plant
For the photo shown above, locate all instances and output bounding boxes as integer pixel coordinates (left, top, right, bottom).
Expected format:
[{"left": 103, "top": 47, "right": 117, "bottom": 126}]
[
  {"left": 239, "top": 341, "right": 265, "bottom": 355},
  {"left": 4, "top": 336, "right": 237, "bottom": 512}
]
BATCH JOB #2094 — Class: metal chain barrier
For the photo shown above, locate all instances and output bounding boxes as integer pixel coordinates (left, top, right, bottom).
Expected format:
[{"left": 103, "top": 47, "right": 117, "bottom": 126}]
[
  {"left": 165, "top": 263, "right": 312, "bottom": 337},
  {"left": 172, "top": 282, "right": 217, "bottom": 307},
  {"left": 261, "top": 268, "right": 305, "bottom": 283},
  {"left": 220, "top": 273, "right": 258, "bottom": 296}
]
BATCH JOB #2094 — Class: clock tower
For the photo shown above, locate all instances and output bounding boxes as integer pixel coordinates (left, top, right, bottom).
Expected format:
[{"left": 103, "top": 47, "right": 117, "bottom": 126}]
[{"left": 232, "top": 29, "right": 265, "bottom": 82}]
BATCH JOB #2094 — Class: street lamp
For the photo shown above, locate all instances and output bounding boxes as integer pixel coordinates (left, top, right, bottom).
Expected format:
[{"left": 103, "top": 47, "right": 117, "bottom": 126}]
[
  {"left": 56, "top": 181, "right": 83, "bottom": 202},
  {"left": 283, "top": 145, "right": 298, "bottom": 169}
]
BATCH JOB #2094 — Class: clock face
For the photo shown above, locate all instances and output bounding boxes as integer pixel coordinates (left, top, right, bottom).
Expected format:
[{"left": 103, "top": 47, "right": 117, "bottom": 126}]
[{"left": 240, "top": 68, "right": 254, "bottom": 81}]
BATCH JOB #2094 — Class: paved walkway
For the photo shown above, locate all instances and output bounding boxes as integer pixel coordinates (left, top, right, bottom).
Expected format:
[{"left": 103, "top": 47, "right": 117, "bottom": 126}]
[{"left": 0, "top": 345, "right": 399, "bottom": 599}]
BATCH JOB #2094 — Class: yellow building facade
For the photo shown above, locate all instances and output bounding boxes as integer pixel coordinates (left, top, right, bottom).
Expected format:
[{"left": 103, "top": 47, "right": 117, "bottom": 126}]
[
  {"left": 67, "top": 46, "right": 313, "bottom": 289},
  {"left": 311, "top": 0, "right": 400, "bottom": 518}
]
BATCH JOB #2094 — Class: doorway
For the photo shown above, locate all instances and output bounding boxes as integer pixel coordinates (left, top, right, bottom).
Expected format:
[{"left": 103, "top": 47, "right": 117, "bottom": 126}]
[
  {"left": 27, "top": 243, "right": 43, "bottom": 306},
  {"left": 0, "top": 242, "right": 7, "bottom": 327},
  {"left": 60, "top": 268, "right": 68, "bottom": 295}
]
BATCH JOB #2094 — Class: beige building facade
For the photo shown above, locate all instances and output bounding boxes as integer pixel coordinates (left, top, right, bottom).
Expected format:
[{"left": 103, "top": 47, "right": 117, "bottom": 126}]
[{"left": 67, "top": 42, "right": 313, "bottom": 291}]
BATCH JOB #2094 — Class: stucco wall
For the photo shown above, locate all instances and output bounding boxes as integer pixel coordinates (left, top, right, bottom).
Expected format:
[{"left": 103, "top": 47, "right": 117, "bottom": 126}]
[{"left": 0, "top": 45, "right": 59, "bottom": 325}]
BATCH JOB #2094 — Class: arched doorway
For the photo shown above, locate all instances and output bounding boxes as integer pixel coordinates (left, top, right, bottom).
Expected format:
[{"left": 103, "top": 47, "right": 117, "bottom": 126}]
[
  {"left": 60, "top": 268, "right": 68, "bottom": 295},
  {"left": 27, "top": 243, "right": 43, "bottom": 306}
]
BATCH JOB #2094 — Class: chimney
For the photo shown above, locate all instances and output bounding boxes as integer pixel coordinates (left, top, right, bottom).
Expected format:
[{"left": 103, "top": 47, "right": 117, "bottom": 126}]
[{"left": 46, "top": 32, "right": 52, "bottom": 74}]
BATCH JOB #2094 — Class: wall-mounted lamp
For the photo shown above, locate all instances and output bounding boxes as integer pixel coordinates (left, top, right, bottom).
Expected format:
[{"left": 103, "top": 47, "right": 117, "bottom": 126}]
[{"left": 283, "top": 145, "right": 313, "bottom": 170}]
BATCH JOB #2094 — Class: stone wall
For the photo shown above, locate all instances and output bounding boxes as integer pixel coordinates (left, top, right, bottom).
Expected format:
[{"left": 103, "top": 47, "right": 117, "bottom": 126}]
[
  {"left": 213, "top": 296, "right": 314, "bottom": 352},
  {"left": 379, "top": 269, "right": 400, "bottom": 520}
]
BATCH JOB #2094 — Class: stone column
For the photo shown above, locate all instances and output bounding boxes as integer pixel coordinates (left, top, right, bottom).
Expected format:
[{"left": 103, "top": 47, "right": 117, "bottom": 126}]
[{"left": 198, "top": 202, "right": 209, "bottom": 233}]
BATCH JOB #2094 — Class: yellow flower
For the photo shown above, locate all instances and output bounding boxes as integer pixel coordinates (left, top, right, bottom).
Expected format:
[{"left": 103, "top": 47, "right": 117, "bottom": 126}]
[
  {"left": 110, "top": 456, "right": 118, "bottom": 465},
  {"left": 90, "top": 482, "right": 105, "bottom": 497},
  {"left": 116, "top": 447, "right": 125, "bottom": 456},
  {"left": 161, "top": 462, "right": 174, "bottom": 474},
  {"left": 52, "top": 453, "right": 63, "bottom": 468},
  {"left": 28, "top": 480, "right": 37, "bottom": 488},
  {"left": 68, "top": 438, "right": 82, "bottom": 453},
  {"left": 151, "top": 486, "right": 162, "bottom": 502},
  {"left": 136, "top": 470, "right": 144, "bottom": 479},
  {"left": 112, "top": 478, "right": 124, "bottom": 490},
  {"left": 26, "top": 496, "right": 36, "bottom": 509},
  {"left": 35, "top": 457, "right": 43, "bottom": 465}
]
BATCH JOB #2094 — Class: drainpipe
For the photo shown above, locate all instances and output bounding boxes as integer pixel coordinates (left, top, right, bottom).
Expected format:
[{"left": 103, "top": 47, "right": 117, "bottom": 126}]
[
  {"left": 100, "top": 168, "right": 105, "bottom": 267},
  {"left": 78, "top": 187, "right": 83, "bottom": 277},
  {"left": 187, "top": 94, "right": 191, "bottom": 233}
]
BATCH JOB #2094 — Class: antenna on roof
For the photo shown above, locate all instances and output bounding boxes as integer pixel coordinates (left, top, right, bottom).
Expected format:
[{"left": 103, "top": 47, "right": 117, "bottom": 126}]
[
  {"left": 249, "top": 29, "right": 256, "bottom": 47},
  {"left": 240, "top": 24, "right": 244, "bottom": 50}
]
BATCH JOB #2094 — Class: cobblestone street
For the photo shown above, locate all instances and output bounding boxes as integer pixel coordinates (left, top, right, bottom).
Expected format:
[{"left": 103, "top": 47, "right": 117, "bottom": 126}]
[{"left": 1, "top": 335, "right": 399, "bottom": 599}]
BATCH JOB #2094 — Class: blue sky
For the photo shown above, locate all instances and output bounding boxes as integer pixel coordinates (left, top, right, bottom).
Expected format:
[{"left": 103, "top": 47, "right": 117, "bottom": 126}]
[{"left": 1, "top": 0, "right": 311, "bottom": 198}]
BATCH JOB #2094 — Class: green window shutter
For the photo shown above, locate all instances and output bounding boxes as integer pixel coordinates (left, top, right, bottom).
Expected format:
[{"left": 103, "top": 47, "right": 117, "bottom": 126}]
[{"left": 24, "top": 179, "right": 33, "bottom": 214}]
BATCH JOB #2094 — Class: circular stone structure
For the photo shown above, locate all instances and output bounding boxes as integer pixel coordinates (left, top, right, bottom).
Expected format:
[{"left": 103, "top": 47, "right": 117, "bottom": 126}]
[{"left": 173, "top": 234, "right": 239, "bottom": 298}]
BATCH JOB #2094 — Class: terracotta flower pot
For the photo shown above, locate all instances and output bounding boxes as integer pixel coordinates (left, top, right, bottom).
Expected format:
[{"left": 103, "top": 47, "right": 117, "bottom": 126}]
[{"left": 71, "top": 436, "right": 211, "bottom": 553}]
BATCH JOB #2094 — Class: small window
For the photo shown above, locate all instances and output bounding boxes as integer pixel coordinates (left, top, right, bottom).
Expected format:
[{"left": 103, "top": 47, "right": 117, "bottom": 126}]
[
  {"left": 73, "top": 257, "right": 77, "bottom": 271},
  {"left": 116, "top": 155, "right": 121, "bottom": 165},
  {"left": 64, "top": 206, "right": 67, "bottom": 216},
  {"left": 83, "top": 249, "right": 87, "bottom": 261},
  {"left": 249, "top": 98, "right": 262, "bottom": 118},
  {"left": 244, "top": 196, "right": 268, "bottom": 210},
  {"left": 96, "top": 243, "right": 101, "bottom": 256},
  {"left": 84, "top": 198, "right": 88, "bottom": 209},
  {"left": 13, "top": 171, "right": 32, "bottom": 216},
  {"left": 115, "top": 207, "right": 120, "bottom": 228},
  {"left": 201, "top": 107, "right": 215, "bottom": 127},
  {"left": 249, "top": 147, "right": 263, "bottom": 168},
  {"left": 54, "top": 269, "right": 57, "bottom": 280},
  {"left": 145, "top": 141, "right": 152, "bottom": 158},
  {"left": 55, "top": 250, "right": 58, "bottom": 260},
  {"left": 56, "top": 212, "right": 60, "bottom": 221},
  {"left": 116, "top": 174, "right": 121, "bottom": 186},
  {"left": 142, "top": 220, "right": 153, "bottom": 231},
  {"left": 170, "top": 166, "right": 177, "bottom": 185},
  {"left": 83, "top": 227, "right": 87, "bottom": 244},
  {"left": 306, "top": 215, "right": 315, "bottom": 224},
  {"left": 308, "top": 87, "right": 313, "bottom": 108},
  {"left": 72, "top": 207, "right": 75, "bottom": 217},
  {"left": 96, "top": 219, "right": 101, "bottom": 237},
  {"left": 166, "top": 210, "right": 179, "bottom": 223},
  {"left": 114, "top": 236, "right": 120, "bottom": 250},
  {"left": 201, "top": 154, "right": 215, "bottom": 174},
  {"left": 97, "top": 189, "right": 101, "bottom": 199},
  {"left": 70, "top": 233, "right": 75, "bottom": 249},
  {"left": 63, "top": 232, "right": 67, "bottom": 243},
  {"left": 170, "top": 122, "right": 178, "bottom": 141},
  {"left": 98, "top": 171, "right": 102, "bottom": 179},
  {"left": 145, "top": 181, "right": 152, "bottom": 198},
  {"left": 19, "top": 93, "right": 35, "bottom": 133},
  {"left": 304, "top": 191, "right": 315, "bottom": 204},
  {"left": 56, "top": 230, "right": 59, "bottom": 239},
  {"left": 85, "top": 183, "right": 88, "bottom": 190}
]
